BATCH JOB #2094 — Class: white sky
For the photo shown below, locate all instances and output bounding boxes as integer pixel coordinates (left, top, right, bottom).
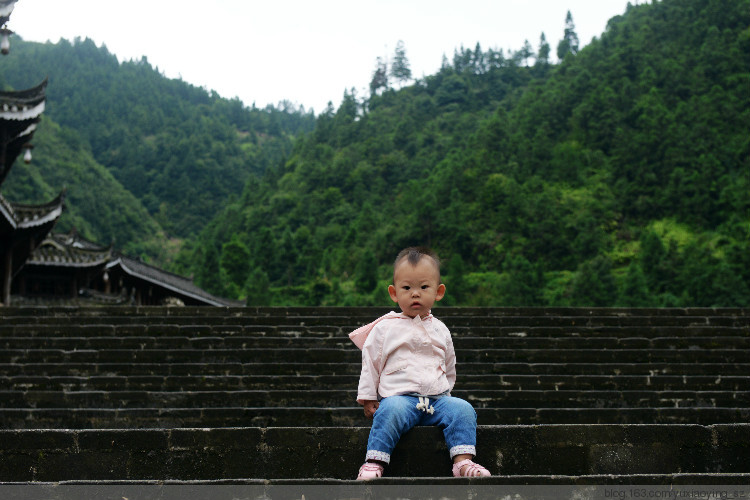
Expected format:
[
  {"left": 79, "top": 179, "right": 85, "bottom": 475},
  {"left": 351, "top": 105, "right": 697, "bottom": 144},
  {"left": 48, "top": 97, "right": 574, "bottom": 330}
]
[{"left": 8, "top": 0, "right": 635, "bottom": 113}]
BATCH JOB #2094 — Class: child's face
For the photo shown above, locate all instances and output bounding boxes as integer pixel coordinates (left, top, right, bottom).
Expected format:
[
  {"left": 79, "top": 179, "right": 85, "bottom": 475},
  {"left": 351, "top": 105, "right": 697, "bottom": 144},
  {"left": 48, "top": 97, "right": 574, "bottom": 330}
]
[{"left": 388, "top": 257, "right": 446, "bottom": 318}]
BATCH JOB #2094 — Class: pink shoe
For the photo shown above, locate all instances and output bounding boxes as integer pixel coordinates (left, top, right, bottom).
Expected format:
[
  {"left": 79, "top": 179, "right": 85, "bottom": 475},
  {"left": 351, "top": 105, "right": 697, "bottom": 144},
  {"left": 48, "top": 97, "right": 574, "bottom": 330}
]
[
  {"left": 357, "top": 461, "right": 384, "bottom": 480},
  {"left": 452, "top": 459, "right": 491, "bottom": 477}
]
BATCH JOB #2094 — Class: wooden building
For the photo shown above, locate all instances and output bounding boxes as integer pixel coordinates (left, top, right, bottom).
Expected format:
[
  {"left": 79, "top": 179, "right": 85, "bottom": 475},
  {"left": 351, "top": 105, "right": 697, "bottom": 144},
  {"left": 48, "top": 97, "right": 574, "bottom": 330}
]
[
  {"left": 11, "top": 231, "right": 112, "bottom": 302},
  {"left": 12, "top": 231, "right": 241, "bottom": 307}
]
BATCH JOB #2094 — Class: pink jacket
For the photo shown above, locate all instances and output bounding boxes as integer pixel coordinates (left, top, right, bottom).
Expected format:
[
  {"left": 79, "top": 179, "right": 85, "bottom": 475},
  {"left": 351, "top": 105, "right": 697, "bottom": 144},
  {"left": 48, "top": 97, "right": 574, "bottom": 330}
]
[{"left": 349, "top": 312, "right": 456, "bottom": 405}]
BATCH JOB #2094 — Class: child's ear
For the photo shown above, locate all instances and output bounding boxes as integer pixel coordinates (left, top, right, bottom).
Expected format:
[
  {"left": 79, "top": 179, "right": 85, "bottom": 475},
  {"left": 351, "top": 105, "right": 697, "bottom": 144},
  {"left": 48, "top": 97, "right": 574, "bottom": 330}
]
[
  {"left": 388, "top": 285, "right": 398, "bottom": 303},
  {"left": 436, "top": 283, "right": 446, "bottom": 302}
]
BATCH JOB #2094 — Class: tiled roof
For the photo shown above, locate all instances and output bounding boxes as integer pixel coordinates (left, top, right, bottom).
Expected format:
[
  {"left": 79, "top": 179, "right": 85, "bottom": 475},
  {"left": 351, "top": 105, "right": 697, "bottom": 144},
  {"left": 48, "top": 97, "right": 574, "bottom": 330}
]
[
  {"left": 108, "top": 255, "right": 244, "bottom": 307},
  {"left": 21, "top": 231, "right": 241, "bottom": 306},
  {"left": 9, "top": 190, "right": 65, "bottom": 229},
  {"left": 26, "top": 231, "right": 112, "bottom": 268}
]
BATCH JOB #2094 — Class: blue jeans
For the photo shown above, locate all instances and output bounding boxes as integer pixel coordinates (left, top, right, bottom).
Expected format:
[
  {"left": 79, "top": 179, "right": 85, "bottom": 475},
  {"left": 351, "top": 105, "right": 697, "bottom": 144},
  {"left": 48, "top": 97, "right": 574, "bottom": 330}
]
[{"left": 365, "top": 395, "right": 478, "bottom": 463}]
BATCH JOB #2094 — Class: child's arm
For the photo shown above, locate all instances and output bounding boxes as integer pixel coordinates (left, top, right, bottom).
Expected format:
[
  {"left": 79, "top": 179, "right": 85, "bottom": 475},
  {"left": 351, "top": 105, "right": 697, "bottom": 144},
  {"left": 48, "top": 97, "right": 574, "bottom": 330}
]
[
  {"left": 445, "top": 330, "right": 457, "bottom": 388},
  {"left": 362, "top": 400, "right": 379, "bottom": 418},
  {"left": 356, "top": 326, "right": 383, "bottom": 406}
]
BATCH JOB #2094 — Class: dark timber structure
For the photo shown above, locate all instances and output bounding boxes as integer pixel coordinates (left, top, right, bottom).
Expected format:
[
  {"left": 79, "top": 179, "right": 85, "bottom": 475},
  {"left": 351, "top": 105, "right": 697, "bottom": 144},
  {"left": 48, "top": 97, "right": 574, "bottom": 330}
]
[
  {"left": 0, "top": 2, "right": 57, "bottom": 306},
  {"left": 0, "top": 78, "right": 64, "bottom": 306}
]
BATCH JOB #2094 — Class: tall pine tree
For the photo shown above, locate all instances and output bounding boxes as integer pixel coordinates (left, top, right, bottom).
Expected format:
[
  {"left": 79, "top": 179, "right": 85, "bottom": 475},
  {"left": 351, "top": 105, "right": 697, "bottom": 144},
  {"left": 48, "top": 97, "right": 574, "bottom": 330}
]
[
  {"left": 556, "top": 11, "right": 580, "bottom": 60},
  {"left": 390, "top": 40, "right": 412, "bottom": 88}
]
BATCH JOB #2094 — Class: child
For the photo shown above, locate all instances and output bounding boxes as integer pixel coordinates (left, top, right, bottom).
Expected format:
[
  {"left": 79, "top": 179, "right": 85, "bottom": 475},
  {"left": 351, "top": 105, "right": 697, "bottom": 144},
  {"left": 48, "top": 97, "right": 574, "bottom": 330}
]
[{"left": 348, "top": 247, "right": 491, "bottom": 480}]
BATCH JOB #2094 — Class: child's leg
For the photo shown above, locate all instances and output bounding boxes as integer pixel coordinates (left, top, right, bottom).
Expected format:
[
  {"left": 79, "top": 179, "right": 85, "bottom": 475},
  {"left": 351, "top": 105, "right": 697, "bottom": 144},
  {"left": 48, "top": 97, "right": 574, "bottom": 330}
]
[
  {"left": 365, "top": 395, "right": 421, "bottom": 464},
  {"left": 427, "top": 396, "right": 478, "bottom": 459},
  {"left": 424, "top": 395, "right": 490, "bottom": 476}
]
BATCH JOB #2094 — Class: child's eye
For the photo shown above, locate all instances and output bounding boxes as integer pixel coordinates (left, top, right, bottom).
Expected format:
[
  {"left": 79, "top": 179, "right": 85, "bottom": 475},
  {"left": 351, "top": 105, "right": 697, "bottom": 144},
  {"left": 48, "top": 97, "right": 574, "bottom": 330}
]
[
  {"left": 402, "top": 286, "right": 410, "bottom": 290},
  {"left": 421, "top": 285, "right": 429, "bottom": 289}
]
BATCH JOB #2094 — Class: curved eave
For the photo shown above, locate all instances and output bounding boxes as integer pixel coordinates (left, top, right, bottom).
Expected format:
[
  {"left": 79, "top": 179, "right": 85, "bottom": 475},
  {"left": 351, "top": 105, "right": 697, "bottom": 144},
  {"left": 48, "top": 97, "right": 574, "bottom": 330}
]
[
  {"left": 15, "top": 203, "right": 63, "bottom": 229},
  {"left": 12, "top": 191, "right": 65, "bottom": 229},
  {"left": 13, "top": 203, "right": 64, "bottom": 229},
  {"left": 0, "top": 78, "right": 48, "bottom": 105}
]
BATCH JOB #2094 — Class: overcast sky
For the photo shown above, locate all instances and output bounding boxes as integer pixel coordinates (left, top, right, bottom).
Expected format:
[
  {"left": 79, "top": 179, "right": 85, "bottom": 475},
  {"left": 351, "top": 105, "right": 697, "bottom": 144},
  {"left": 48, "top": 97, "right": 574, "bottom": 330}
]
[{"left": 8, "top": 0, "right": 635, "bottom": 113}]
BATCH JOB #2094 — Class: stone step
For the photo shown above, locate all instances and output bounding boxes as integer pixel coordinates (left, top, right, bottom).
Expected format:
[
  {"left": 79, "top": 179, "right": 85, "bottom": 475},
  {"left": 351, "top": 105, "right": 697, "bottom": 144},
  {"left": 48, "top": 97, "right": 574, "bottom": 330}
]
[
  {"left": 0, "top": 305, "right": 384, "bottom": 320},
  {"left": 1, "top": 306, "right": 747, "bottom": 327},
  {"left": 1, "top": 348, "right": 747, "bottom": 364},
  {"left": 2, "top": 335, "right": 749, "bottom": 350},
  {"left": 3, "top": 476, "right": 750, "bottom": 490},
  {"left": 0, "top": 317, "right": 750, "bottom": 338},
  {"left": 1, "top": 407, "right": 746, "bottom": 429},
  {"left": 4, "top": 374, "right": 749, "bottom": 392},
  {"left": 0, "top": 323, "right": 342, "bottom": 336},
  {"left": 2, "top": 362, "right": 748, "bottom": 377},
  {"left": 0, "top": 424, "right": 747, "bottom": 481},
  {"left": 450, "top": 325, "right": 750, "bottom": 337},
  {"left": 1, "top": 389, "right": 747, "bottom": 409},
  {"left": 3, "top": 317, "right": 748, "bottom": 333},
  {"left": 0, "top": 306, "right": 745, "bottom": 486}
]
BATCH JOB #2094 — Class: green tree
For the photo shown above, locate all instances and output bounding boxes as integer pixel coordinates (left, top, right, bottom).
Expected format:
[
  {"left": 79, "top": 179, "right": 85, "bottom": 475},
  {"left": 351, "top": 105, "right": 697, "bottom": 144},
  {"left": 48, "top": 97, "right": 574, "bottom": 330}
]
[
  {"left": 355, "top": 249, "right": 379, "bottom": 293},
  {"left": 220, "top": 237, "right": 251, "bottom": 290},
  {"left": 370, "top": 56, "right": 389, "bottom": 96},
  {"left": 619, "top": 261, "right": 650, "bottom": 307},
  {"left": 518, "top": 39, "right": 534, "bottom": 67},
  {"left": 639, "top": 231, "right": 667, "bottom": 293},
  {"left": 390, "top": 40, "right": 412, "bottom": 87},
  {"left": 556, "top": 11, "right": 580, "bottom": 60},
  {"left": 500, "top": 254, "right": 543, "bottom": 306},
  {"left": 244, "top": 267, "right": 271, "bottom": 305},
  {"left": 710, "top": 261, "right": 750, "bottom": 307},
  {"left": 571, "top": 256, "right": 618, "bottom": 306},
  {"left": 442, "top": 253, "right": 467, "bottom": 305},
  {"left": 195, "top": 244, "right": 222, "bottom": 295},
  {"left": 536, "top": 32, "right": 551, "bottom": 67}
]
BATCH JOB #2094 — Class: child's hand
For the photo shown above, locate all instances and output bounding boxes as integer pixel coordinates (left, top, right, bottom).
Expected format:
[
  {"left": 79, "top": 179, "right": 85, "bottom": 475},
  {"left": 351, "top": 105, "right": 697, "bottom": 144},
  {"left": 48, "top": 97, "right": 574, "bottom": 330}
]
[{"left": 363, "top": 400, "right": 379, "bottom": 418}]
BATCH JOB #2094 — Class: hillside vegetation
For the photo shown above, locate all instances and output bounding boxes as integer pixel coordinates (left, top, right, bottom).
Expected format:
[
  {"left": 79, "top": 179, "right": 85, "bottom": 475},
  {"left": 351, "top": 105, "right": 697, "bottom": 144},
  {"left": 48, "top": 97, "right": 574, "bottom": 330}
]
[
  {"left": 1, "top": 118, "right": 166, "bottom": 257},
  {"left": 185, "top": 0, "right": 750, "bottom": 307}
]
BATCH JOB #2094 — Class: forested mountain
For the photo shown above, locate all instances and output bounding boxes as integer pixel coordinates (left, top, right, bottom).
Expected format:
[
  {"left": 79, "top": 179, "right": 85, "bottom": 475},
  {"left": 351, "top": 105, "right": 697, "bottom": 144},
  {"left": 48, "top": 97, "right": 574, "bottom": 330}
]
[
  {"left": 185, "top": 0, "right": 750, "bottom": 307},
  {"left": 0, "top": 37, "right": 315, "bottom": 255}
]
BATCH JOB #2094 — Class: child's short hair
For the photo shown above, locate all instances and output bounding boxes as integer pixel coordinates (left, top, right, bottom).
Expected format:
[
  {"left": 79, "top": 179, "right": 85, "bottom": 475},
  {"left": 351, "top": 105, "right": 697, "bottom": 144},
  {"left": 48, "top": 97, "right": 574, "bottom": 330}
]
[{"left": 393, "top": 247, "right": 441, "bottom": 279}]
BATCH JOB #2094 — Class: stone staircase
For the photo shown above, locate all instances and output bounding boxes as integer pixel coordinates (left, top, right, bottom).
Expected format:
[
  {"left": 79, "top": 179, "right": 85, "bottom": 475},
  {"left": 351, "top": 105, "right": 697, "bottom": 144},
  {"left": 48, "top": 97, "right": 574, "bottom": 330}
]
[{"left": 0, "top": 306, "right": 748, "bottom": 487}]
